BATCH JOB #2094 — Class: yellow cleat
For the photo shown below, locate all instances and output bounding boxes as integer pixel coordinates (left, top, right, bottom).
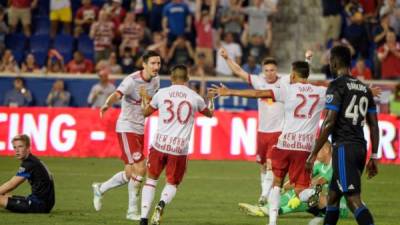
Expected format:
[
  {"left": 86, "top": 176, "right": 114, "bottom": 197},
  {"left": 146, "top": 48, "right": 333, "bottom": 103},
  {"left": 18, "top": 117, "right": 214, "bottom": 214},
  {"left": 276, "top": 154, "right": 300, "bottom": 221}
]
[{"left": 238, "top": 203, "right": 266, "bottom": 217}]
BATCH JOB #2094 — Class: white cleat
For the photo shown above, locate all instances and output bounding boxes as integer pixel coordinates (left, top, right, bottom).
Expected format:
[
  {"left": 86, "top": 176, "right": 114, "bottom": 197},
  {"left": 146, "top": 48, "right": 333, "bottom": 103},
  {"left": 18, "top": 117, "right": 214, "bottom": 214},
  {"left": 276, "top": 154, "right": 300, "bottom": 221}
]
[
  {"left": 126, "top": 210, "right": 141, "bottom": 221},
  {"left": 92, "top": 183, "right": 103, "bottom": 211},
  {"left": 258, "top": 195, "right": 268, "bottom": 206}
]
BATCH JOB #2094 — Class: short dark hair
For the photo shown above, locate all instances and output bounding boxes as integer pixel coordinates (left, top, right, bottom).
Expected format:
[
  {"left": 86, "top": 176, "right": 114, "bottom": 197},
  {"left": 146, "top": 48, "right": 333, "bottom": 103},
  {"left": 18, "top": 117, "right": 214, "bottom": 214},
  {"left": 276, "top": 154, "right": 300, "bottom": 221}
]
[
  {"left": 330, "top": 45, "right": 351, "bottom": 68},
  {"left": 142, "top": 51, "right": 161, "bottom": 63},
  {"left": 170, "top": 64, "right": 189, "bottom": 82},
  {"left": 292, "top": 61, "right": 310, "bottom": 78},
  {"left": 262, "top": 57, "right": 278, "bottom": 66},
  {"left": 12, "top": 134, "right": 31, "bottom": 147}
]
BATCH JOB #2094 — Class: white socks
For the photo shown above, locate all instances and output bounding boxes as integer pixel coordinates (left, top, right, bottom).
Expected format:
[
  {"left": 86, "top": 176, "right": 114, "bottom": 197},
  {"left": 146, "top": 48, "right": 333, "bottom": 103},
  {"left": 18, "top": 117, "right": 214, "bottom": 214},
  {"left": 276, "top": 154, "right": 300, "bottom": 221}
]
[
  {"left": 299, "top": 188, "right": 315, "bottom": 202},
  {"left": 99, "top": 171, "right": 128, "bottom": 194},
  {"left": 160, "top": 184, "right": 177, "bottom": 204},
  {"left": 268, "top": 186, "right": 281, "bottom": 225},
  {"left": 128, "top": 176, "right": 144, "bottom": 212},
  {"left": 141, "top": 178, "right": 158, "bottom": 219},
  {"left": 260, "top": 172, "right": 266, "bottom": 196},
  {"left": 261, "top": 170, "right": 273, "bottom": 198}
]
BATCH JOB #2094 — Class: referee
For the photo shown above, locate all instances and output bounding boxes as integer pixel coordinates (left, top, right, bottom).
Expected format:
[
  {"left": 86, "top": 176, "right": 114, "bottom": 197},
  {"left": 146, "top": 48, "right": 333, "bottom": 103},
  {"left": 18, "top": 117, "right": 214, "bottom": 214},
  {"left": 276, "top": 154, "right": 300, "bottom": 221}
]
[{"left": 0, "top": 134, "right": 55, "bottom": 213}]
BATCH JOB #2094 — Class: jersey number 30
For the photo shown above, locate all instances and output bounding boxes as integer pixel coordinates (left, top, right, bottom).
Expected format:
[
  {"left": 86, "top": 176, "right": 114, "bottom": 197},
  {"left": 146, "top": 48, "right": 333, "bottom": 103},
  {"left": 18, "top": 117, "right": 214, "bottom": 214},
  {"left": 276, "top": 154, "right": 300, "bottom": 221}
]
[
  {"left": 164, "top": 100, "right": 193, "bottom": 124},
  {"left": 345, "top": 95, "right": 368, "bottom": 125}
]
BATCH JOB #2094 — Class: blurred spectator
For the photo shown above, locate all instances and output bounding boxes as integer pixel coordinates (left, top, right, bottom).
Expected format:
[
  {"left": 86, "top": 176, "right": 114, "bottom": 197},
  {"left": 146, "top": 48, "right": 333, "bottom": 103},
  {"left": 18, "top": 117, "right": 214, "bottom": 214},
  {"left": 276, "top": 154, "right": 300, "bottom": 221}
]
[
  {"left": 241, "top": 24, "right": 271, "bottom": 64},
  {"left": 320, "top": 0, "right": 342, "bottom": 46},
  {"left": 220, "top": 0, "right": 243, "bottom": 40},
  {"left": 50, "top": 0, "right": 72, "bottom": 37},
  {"left": 8, "top": 0, "right": 37, "bottom": 36},
  {"left": 240, "top": 0, "right": 275, "bottom": 38},
  {"left": 136, "top": 17, "right": 153, "bottom": 49},
  {"left": 102, "top": 0, "right": 126, "bottom": 29},
  {"left": 343, "top": 1, "right": 369, "bottom": 58},
  {"left": 46, "top": 49, "right": 65, "bottom": 73},
  {"left": 194, "top": 0, "right": 216, "bottom": 68},
  {"left": 150, "top": 0, "right": 168, "bottom": 32},
  {"left": 162, "top": 0, "right": 191, "bottom": 43},
  {"left": 358, "top": 0, "right": 380, "bottom": 20},
  {"left": 87, "top": 69, "right": 116, "bottom": 108},
  {"left": 242, "top": 55, "right": 262, "bottom": 75},
  {"left": 216, "top": 32, "right": 242, "bottom": 76},
  {"left": 3, "top": 77, "right": 32, "bottom": 106},
  {"left": 74, "top": 0, "right": 99, "bottom": 37},
  {"left": 118, "top": 12, "right": 143, "bottom": 53},
  {"left": 147, "top": 32, "right": 168, "bottom": 59},
  {"left": 378, "top": 30, "right": 400, "bottom": 79},
  {"left": 167, "top": 35, "right": 195, "bottom": 67},
  {"left": 66, "top": 51, "right": 94, "bottom": 74},
  {"left": 46, "top": 79, "right": 71, "bottom": 107},
  {"left": 0, "top": 6, "right": 9, "bottom": 55},
  {"left": 90, "top": 10, "right": 115, "bottom": 63},
  {"left": 390, "top": 83, "right": 400, "bottom": 115},
  {"left": 119, "top": 47, "right": 139, "bottom": 74},
  {"left": 351, "top": 58, "right": 372, "bottom": 80},
  {"left": 373, "top": 11, "right": 394, "bottom": 48},
  {"left": 96, "top": 52, "right": 122, "bottom": 74},
  {"left": 21, "top": 53, "right": 41, "bottom": 73},
  {"left": 0, "top": 49, "right": 19, "bottom": 73},
  {"left": 380, "top": 0, "right": 400, "bottom": 35},
  {"left": 190, "top": 52, "right": 215, "bottom": 76}
]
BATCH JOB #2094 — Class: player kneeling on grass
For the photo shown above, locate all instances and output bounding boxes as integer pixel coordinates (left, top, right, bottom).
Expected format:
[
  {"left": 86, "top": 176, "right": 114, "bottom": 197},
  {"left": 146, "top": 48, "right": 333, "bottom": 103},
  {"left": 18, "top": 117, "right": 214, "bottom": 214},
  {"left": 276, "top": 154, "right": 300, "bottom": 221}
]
[
  {"left": 139, "top": 65, "right": 214, "bottom": 225},
  {"left": 238, "top": 141, "right": 349, "bottom": 224},
  {"left": 0, "top": 134, "right": 55, "bottom": 214}
]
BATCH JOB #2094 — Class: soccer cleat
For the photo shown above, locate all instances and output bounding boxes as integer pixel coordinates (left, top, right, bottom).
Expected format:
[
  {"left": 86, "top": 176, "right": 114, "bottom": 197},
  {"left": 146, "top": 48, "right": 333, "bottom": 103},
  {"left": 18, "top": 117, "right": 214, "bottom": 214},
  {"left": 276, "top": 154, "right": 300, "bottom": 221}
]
[
  {"left": 151, "top": 201, "right": 165, "bottom": 225},
  {"left": 238, "top": 203, "right": 266, "bottom": 217},
  {"left": 308, "top": 184, "right": 323, "bottom": 208},
  {"left": 126, "top": 209, "right": 141, "bottom": 221},
  {"left": 307, "top": 217, "right": 324, "bottom": 225},
  {"left": 140, "top": 218, "right": 148, "bottom": 225},
  {"left": 258, "top": 195, "right": 268, "bottom": 206},
  {"left": 92, "top": 183, "right": 103, "bottom": 211}
]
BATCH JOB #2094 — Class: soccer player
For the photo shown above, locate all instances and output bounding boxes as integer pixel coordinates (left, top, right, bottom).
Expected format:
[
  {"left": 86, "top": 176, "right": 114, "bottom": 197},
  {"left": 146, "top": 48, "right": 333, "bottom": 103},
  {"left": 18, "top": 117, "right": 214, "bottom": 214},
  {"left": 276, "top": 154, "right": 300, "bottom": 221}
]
[
  {"left": 0, "top": 134, "right": 55, "bottom": 213},
  {"left": 219, "top": 47, "right": 283, "bottom": 205},
  {"left": 139, "top": 65, "right": 214, "bottom": 225},
  {"left": 92, "top": 51, "right": 161, "bottom": 220},
  {"left": 210, "top": 61, "right": 326, "bottom": 225},
  {"left": 306, "top": 45, "right": 379, "bottom": 225}
]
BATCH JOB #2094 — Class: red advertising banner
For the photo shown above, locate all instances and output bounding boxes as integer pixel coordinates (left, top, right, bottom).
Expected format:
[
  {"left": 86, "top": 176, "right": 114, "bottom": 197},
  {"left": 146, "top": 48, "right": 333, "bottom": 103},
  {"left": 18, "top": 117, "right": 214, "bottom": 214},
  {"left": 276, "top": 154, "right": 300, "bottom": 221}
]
[{"left": 0, "top": 107, "right": 399, "bottom": 164}]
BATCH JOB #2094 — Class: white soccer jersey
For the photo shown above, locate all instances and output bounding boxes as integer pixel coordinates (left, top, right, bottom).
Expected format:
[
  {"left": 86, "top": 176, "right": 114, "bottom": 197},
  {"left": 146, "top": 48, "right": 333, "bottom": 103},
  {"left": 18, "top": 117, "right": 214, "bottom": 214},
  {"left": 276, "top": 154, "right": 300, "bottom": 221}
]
[
  {"left": 150, "top": 85, "right": 207, "bottom": 156},
  {"left": 248, "top": 74, "right": 286, "bottom": 133},
  {"left": 116, "top": 70, "right": 160, "bottom": 134},
  {"left": 272, "top": 81, "right": 327, "bottom": 152}
]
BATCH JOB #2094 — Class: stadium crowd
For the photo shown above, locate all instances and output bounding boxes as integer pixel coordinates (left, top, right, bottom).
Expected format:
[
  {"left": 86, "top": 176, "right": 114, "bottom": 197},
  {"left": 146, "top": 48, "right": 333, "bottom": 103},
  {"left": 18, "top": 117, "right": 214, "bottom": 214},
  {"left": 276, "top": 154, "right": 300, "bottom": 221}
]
[{"left": 0, "top": 0, "right": 400, "bottom": 114}]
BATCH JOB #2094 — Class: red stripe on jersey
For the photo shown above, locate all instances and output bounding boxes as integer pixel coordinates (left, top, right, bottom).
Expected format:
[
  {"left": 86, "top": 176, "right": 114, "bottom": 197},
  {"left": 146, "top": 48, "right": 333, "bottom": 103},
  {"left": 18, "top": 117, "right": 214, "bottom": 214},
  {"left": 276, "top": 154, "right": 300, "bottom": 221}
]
[{"left": 247, "top": 73, "right": 253, "bottom": 87}]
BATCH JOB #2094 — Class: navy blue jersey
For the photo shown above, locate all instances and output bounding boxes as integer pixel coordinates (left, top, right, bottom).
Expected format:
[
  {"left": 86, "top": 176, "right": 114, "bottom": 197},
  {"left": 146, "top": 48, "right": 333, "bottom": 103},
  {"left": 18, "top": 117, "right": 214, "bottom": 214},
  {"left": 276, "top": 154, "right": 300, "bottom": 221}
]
[{"left": 325, "top": 75, "right": 377, "bottom": 144}]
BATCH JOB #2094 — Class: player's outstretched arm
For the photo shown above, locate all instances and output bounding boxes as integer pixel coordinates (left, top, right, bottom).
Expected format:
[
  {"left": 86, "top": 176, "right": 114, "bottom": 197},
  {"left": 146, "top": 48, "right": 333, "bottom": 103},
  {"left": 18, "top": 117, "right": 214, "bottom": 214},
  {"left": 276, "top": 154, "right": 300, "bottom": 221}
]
[
  {"left": 200, "top": 92, "right": 215, "bottom": 118},
  {"left": 100, "top": 91, "right": 121, "bottom": 118},
  {"left": 219, "top": 48, "right": 248, "bottom": 81},
  {"left": 306, "top": 110, "right": 338, "bottom": 172},
  {"left": 366, "top": 111, "right": 379, "bottom": 179},
  {"left": 209, "top": 83, "right": 273, "bottom": 98},
  {"left": 0, "top": 176, "right": 25, "bottom": 195}
]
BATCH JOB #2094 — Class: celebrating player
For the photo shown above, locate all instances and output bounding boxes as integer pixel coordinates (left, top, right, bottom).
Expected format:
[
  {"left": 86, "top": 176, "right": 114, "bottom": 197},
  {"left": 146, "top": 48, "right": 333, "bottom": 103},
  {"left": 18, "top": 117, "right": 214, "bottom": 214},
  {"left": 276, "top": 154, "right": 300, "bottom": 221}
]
[
  {"left": 92, "top": 51, "right": 161, "bottom": 220},
  {"left": 219, "top": 47, "right": 283, "bottom": 205},
  {"left": 139, "top": 65, "right": 214, "bottom": 225},
  {"left": 0, "top": 134, "right": 55, "bottom": 214},
  {"left": 210, "top": 61, "right": 326, "bottom": 225},
  {"left": 306, "top": 45, "right": 379, "bottom": 225}
]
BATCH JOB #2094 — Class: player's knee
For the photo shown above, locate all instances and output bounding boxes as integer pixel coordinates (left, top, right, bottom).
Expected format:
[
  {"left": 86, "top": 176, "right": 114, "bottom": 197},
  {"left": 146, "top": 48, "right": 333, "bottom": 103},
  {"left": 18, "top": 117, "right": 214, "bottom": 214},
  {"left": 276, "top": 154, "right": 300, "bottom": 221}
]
[
  {"left": 345, "top": 194, "right": 362, "bottom": 212},
  {"left": 266, "top": 159, "right": 272, "bottom": 170}
]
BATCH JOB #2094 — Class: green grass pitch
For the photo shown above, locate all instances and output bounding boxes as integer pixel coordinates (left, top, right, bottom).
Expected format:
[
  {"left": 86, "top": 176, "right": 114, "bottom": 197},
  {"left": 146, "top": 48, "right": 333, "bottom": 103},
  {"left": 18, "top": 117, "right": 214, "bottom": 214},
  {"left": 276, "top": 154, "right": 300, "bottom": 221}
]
[{"left": 0, "top": 157, "right": 398, "bottom": 225}]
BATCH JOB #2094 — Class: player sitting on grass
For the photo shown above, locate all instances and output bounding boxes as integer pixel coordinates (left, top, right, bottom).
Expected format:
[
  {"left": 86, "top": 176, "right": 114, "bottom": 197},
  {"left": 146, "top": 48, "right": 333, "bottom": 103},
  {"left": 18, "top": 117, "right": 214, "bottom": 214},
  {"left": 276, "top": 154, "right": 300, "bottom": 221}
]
[
  {"left": 238, "top": 141, "right": 349, "bottom": 223},
  {"left": 139, "top": 65, "right": 215, "bottom": 225},
  {"left": 0, "top": 134, "right": 55, "bottom": 214}
]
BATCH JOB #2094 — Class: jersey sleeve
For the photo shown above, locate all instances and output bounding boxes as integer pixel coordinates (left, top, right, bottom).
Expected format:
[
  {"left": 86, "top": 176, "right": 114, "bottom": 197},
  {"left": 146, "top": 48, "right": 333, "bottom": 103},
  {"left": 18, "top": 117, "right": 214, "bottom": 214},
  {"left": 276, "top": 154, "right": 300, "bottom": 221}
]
[
  {"left": 16, "top": 161, "right": 33, "bottom": 179},
  {"left": 367, "top": 89, "right": 377, "bottom": 114},
  {"left": 248, "top": 74, "right": 262, "bottom": 89},
  {"left": 325, "top": 81, "right": 343, "bottom": 112},
  {"left": 149, "top": 91, "right": 160, "bottom": 110},
  {"left": 271, "top": 81, "right": 288, "bottom": 103},
  {"left": 117, "top": 77, "right": 134, "bottom": 96},
  {"left": 195, "top": 95, "right": 207, "bottom": 112}
]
